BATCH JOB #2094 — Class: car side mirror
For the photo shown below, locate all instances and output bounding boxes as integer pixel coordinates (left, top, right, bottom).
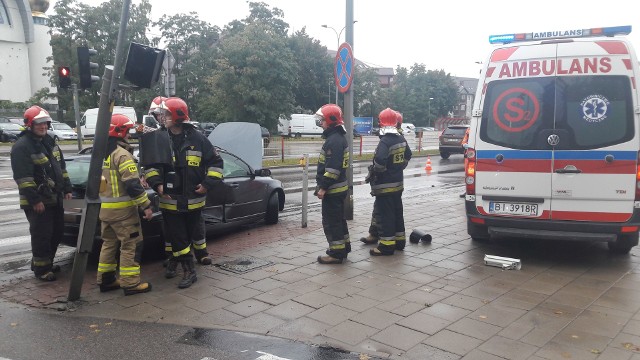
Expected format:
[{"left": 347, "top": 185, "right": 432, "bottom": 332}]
[{"left": 254, "top": 169, "right": 271, "bottom": 177}]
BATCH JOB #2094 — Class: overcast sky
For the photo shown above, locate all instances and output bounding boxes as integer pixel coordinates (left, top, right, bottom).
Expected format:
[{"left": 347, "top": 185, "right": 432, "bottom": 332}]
[{"left": 49, "top": 0, "right": 640, "bottom": 79}]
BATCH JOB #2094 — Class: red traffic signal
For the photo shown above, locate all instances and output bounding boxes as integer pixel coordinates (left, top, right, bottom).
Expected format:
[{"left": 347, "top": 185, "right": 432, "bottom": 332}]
[{"left": 58, "top": 66, "right": 71, "bottom": 89}]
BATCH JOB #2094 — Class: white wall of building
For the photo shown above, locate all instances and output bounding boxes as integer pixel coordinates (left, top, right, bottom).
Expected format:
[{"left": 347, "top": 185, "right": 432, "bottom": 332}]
[{"left": 0, "top": 0, "right": 56, "bottom": 104}]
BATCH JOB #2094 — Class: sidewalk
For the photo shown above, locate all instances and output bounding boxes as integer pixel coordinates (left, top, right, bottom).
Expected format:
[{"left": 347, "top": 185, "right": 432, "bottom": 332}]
[{"left": 2, "top": 185, "right": 640, "bottom": 359}]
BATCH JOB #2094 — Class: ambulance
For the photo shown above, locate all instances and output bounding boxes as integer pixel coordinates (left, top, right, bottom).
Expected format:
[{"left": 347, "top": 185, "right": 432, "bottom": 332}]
[{"left": 465, "top": 25, "right": 640, "bottom": 253}]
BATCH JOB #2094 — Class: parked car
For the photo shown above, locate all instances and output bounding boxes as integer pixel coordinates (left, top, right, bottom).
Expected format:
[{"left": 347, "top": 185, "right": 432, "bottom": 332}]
[
  {"left": 62, "top": 134, "right": 285, "bottom": 257},
  {"left": 48, "top": 121, "right": 78, "bottom": 143},
  {"left": 261, "top": 126, "right": 271, "bottom": 148},
  {"left": 438, "top": 124, "right": 470, "bottom": 159},
  {"left": 189, "top": 121, "right": 206, "bottom": 135},
  {"left": 201, "top": 122, "right": 217, "bottom": 137},
  {"left": 0, "top": 123, "right": 24, "bottom": 142}
]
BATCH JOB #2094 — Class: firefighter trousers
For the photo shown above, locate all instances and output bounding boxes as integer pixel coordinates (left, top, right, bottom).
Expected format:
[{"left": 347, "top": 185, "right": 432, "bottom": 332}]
[
  {"left": 97, "top": 215, "right": 144, "bottom": 288},
  {"left": 162, "top": 210, "right": 206, "bottom": 260},
  {"left": 24, "top": 203, "right": 64, "bottom": 276},
  {"left": 322, "top": 192, "right": 349, "bottom": 259},
  {"left": 373, "top": 192, "right": 405, "bottom": 254}
]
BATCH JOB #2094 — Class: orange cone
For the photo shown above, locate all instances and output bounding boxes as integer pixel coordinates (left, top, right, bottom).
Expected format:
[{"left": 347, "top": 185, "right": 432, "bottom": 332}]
[{"left": 424, "top": 156, "right": 432, "bottom": 173}]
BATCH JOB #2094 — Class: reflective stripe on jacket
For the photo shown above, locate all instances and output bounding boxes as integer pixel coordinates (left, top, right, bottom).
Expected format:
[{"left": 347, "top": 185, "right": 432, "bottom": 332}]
[
  {"left": 370, "top": 133, "right": 412, "bottom": 196},
  {"left": 316, "top": 125, "right": 349, "bottom": 195},
  {"left": 11, "top": 132, "right": 71, "bottom": 209},
  {"left": 144, "top": 126, "right": 223, "bottom": 212},
  {"left": 99, "top": 144, "right": 150, "bottom": 222}
]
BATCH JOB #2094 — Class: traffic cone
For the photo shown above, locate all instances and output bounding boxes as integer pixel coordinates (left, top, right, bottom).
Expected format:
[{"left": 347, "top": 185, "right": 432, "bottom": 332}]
[{"left": 424, "top": 156, "right": 432, "bottom": 174}]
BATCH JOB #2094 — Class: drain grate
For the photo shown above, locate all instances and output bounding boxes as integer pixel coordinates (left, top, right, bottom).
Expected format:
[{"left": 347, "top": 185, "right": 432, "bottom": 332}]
[{"left": 217, "top": 256, "right": 274, "bottom": 274}]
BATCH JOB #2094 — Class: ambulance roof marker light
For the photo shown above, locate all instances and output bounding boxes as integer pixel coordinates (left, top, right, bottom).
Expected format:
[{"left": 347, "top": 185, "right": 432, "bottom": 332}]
[{"left": 488, "top": 25, "right": 632, "bottom": 44}]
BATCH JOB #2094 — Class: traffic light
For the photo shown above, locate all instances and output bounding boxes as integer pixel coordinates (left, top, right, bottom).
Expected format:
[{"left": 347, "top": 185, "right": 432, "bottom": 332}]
[
  {"left": 58, "top": 66, "right": 71, "bottom": 89},
  {"left": 77, "top": 46, "right": 100, "bottom": 90},
  {"left": 124, "top": 42, "right": 165, "bottom": 88}
]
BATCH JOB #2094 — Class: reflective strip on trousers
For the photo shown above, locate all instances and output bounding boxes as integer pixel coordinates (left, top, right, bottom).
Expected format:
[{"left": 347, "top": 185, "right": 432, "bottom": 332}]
[
  {"left": 97, "top": 263, "right": 118, "bottom": 273},
  {"left": 119, "top": 266, "right": 141, "bottom": 277},
  {"left": 192, "top": 238, "right": 207, "bottom": 250}
]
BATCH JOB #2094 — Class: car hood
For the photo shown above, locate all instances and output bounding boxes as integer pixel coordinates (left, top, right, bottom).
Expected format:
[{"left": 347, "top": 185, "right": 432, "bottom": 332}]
[{"left": 209, "top": 122, "right": 262, "bottom": 170}]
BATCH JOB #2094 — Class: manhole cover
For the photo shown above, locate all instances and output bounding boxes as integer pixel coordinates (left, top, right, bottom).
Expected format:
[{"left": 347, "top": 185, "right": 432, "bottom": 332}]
[{"left": 217, "top": 256, "right": 274, "bottom": 274}]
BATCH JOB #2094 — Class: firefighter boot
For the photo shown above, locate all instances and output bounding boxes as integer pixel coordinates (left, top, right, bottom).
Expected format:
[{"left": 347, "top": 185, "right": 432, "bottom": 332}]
[
  {"left": 165, "top": 258, "right": 178, "bottom": 279},
  {"left": 360, "top": 234, "right": 378, "bottom": 245},
  {"left": 178, "top": 258, "right": 197, "bottom": 289},
  {"left": 99, "top": 272, "right": 120, "bottom": 292},
  {"left": 123, "top": 282, "right": 152, "bottom": 296},
  {"left": 197, "top": 256, "right": 213, "bottom": 265}
]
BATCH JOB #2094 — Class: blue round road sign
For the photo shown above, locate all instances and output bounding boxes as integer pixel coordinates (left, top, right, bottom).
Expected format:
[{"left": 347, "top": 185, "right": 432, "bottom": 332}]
[{"left": 334, "top": 42, "right": 354, "bottom": 93}]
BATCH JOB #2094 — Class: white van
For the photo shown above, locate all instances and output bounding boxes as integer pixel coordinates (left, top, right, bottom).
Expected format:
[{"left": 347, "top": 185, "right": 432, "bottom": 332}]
[
  {"left": 401, "top": 123, "right": 416, "bottom": 137},
  {"left": 465, "top": 25, "right": 640, "bottom": 253},
  {"left": 287, "top": 114, "right": 323, "bottom": 137},
  {"left": 277, "top": 117, "right": 290, "bottom": 136},
  {"left": 80, "top": 106, "right": 137, "bottom": 139}
]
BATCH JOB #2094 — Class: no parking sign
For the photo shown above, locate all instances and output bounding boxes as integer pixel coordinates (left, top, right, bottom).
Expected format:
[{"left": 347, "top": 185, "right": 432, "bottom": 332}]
[{"left": 334, "top": 42, "right": 354, "bottom": 93}]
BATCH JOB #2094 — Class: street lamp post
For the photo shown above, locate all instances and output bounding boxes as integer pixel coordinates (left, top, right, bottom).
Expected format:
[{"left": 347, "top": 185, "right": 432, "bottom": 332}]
[
  {"left": 322, "top": 21, "right": 357, "bottom": 104},
  {"left": 428, "top": 97, "right": 434, "bottom": 128}
]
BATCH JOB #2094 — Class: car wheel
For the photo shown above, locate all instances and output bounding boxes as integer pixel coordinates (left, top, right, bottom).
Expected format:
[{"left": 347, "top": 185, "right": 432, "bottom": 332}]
[
  {"left": 440, "top": 152, "right": 450, "bottom": 159},
  {"left": 608, "top": 233, "right": 638, "bottom": 254},
  {"left": 53, "top": 135, "right": 59, "bottom": 144},
  {"left": 265, "top": 192, "right": 279, "bottom": 225}
]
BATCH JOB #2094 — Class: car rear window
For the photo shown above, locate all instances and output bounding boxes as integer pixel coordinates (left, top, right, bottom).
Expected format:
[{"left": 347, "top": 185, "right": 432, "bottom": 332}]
[
  {"left": 480, "top": 76, "right": 634, "bottom": 150},
  {"left": 443, "top": 127, "right": 468, "bottom": 136}
]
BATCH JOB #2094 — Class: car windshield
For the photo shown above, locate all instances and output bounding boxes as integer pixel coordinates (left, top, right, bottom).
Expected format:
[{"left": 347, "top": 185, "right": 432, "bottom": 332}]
[
  {"left": 65, "top": 159, "right": 91, "bottom": 187},
  {"left": 53, "top": 123, "right": 73, "bottom": 130},
  {"left": 0, "top": 123, "right": 23, "bottom": 130},
  {"left": 444, "top": 127, "right": 468, "bottom": 136}
]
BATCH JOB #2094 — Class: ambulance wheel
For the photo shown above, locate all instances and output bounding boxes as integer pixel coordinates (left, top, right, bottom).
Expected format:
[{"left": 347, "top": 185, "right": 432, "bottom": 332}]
[
  {"left": 265, "top": 192, "right": 279, "bottom": 225},
  {"left": 608, "top": 233, "right": 638, "bottom": 254},
  {"left": 440, "top": 152, "right": 450, "bottom": 159}
]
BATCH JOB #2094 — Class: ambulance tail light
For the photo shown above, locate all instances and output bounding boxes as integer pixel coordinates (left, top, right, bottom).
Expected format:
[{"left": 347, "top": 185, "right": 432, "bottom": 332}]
[
  {"left": 635, "top": 151, "right": 640, "bottom": 201},
  {"left": 465, "top": 148, "right": 476, "bottom": 195}
]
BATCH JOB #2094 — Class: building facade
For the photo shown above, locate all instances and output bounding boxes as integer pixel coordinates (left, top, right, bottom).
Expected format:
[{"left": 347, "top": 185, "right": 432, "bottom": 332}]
[{"left": 0, "top": 0, "right": 56, "bottom": 104}]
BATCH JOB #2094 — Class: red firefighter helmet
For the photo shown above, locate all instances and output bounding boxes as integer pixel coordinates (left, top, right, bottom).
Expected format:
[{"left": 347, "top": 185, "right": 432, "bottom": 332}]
[
  {"left": 158, "top": 97, "right": 190, "bottom": 123},
  {"left": 378, "top": 108, "right": 398, "bottom": 128},
  {"left": 23, "top": 106, "right": 52, "bottom": 128},
  {"left": 109, "top": 114, "right": 135, "bottom": 138},
  {"left": 395, "top": 111, "right": 403, "bottom": 128},
  {"left": 148, "top": 96, "right": 166, "bottom": 115},
  {"left": 314, "top": 104, "right": 343, "bottom": 127}
]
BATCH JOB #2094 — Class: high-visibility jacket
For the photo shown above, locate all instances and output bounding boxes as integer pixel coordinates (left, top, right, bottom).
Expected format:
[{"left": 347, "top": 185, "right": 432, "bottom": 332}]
[
  {"left": 11, "top": 131, "right": 72, "bottom": 209},
  {"left": 316, "top": 125, "right": 349, "bottom": 195},
  {"left": 144, "top": 126, "right": 223, "bottom": 212},
  {"left": 99, "top": 142, "right": 150, "bottom": 222},
  {"left": 370, "top": 133, "right": 412, "bottom": 196}
]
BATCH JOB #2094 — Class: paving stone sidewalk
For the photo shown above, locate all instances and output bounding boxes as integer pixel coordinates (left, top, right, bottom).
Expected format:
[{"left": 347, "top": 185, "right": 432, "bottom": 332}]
[{"left": 2, "top": 185, "right": 640, "bottom": 359}]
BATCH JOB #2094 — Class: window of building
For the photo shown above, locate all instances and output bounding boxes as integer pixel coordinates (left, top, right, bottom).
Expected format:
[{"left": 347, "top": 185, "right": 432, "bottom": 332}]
[
  {"left": 0, "top": 0, "right": 10, "bottom": 25},
  {"left": 460, "top": 104, "right": 466, "bottom": 111}
]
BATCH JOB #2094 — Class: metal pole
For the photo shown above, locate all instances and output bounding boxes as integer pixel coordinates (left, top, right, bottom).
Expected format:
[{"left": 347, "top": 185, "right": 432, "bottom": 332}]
[
  {"left": 344, "top": 0, "right": 354, "bottom": 220},
  {"left": 301, "top": 153, "right": 309, "bottom": 228},
  {"left": 72, "top": 84, "right": 82, "bottom": 151},
  {"left": 67, "top": 66, "right": 113, "bottom": 301},
  {"left": 68, "top": 0, "right": 132, "bottom": 302}
]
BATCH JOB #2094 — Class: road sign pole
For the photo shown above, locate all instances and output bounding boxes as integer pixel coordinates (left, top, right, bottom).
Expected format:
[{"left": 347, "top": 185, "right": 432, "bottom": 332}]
[
  {"left": 343, "top": 0, "right": 355, "bottom": 220},
  {"left": 72, "top": 84, "right": 83, "bottom": 151}
]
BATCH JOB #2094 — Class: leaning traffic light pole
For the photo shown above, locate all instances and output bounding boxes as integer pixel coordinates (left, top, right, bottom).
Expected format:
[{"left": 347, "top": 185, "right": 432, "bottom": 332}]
[{"left": 67, "top": 0, "right": 132, "bottom": 303}]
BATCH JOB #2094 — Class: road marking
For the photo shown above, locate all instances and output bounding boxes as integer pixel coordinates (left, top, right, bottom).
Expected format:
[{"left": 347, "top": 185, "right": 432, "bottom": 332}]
[
  {"left": 255, "top": 352, "right": 292, "bottom": 360},
  {"left": 0, "top": 235, "right": 31, "bottom": 248}
]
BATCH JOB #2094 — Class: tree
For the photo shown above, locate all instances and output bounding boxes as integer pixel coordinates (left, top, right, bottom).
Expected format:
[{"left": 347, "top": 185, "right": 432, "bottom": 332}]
[
  {"left": 152, "top": 12, "right": 220, "bottom": 120},
  {"left": 288, "top": 28, "right": 333, "bottom": 113},
  {"left": 353, "top": 66, "right": 389, "bottom": 119},
  {"left": 49, "top": 0, "right": 154, "bottom": 118}
]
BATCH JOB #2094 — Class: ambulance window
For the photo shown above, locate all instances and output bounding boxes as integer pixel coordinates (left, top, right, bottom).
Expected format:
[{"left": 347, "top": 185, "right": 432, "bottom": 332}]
[
  {"left": 480, "top": 78, "right": 555, "bottom": 150},
  {"left": 555, "top": 76, "right": 633, "bottom": 149}
]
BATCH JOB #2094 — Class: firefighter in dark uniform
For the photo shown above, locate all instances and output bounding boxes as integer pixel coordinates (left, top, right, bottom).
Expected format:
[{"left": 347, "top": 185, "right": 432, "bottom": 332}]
[
  {"left": 367, "top": 108, "right": 412, "bottom": 256},
  {"left": 360, "top": 110, "right": 406, "bottom": 246},
  {"left": 97, "top": 114, "right": 154, "bottom": 296},
  {"left": 144, "top": 97, "right": 224, "bottom": 288},
  {"left": 315, "top": 104, "right": 350, "bottom": 264},
  {"left": 11, "top": 106, "right": 72, "bottom": 281}
]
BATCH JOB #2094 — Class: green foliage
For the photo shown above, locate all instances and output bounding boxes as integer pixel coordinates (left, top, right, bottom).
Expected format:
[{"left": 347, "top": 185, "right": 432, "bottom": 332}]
[{"left": 46, "top": 0, "right": 465, "bottom": 129}]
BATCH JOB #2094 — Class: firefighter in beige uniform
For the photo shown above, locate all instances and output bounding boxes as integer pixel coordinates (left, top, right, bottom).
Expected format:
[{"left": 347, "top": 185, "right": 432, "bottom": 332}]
[{"left": 97, "top": 114, "right": 154, "bottom": 296}]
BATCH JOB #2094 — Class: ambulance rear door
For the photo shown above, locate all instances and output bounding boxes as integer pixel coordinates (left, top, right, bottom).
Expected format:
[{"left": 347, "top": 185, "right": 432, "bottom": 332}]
[
  {"left": 549, "top": 39, "right": 638, "bottom": 222},
  {"left": 474, "top": 42, "right": 558, "bottom": 220}
]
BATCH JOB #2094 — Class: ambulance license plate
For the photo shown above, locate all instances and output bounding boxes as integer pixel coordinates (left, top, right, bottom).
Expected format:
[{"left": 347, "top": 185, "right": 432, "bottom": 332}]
[{"left": 489, "top": 202, "right": 538, "bottom": 216}]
